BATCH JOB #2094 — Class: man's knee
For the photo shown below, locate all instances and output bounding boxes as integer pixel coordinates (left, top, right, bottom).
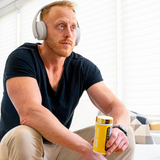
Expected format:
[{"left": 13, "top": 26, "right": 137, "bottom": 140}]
[
  {"left": 13, "top": 125, "right": 42, "bottom": 141},
  {"left": 6, "top": 125, "right": 42, "bottom": 147},
  {"left": 1, "top": 125, "right": 44, "bottom": 160},
  {"left": 127, "top": 126, "right": 136, "bottom": 152}
]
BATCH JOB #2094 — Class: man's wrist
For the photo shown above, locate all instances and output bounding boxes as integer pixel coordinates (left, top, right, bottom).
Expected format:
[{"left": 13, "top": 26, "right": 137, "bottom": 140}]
[
  {"left": 112, "top": 125, "right": 128, "bottom": 136},
  {"left": 79, "top": 141, "right": 93, "bottom": 156}
]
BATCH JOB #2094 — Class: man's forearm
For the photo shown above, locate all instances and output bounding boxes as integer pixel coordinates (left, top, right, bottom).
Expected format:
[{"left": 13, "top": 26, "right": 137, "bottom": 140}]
[
  {"left": 87, "top": 82, "right": 130, "bottom": 130},
  {"left": 20, "top": 105, "right": 92, "bottom": 155}
]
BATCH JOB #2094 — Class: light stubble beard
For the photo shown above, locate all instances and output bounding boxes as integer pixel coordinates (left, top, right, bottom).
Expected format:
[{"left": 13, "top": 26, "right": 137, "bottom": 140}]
[{"left": 45, "top": 35, "right": 75, "bottom": 58}]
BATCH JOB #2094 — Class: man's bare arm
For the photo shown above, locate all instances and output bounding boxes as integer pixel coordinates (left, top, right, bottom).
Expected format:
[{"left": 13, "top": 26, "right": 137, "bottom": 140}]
[
  {"left": 87, "top": 81, "right": 130, "bottom": 129},
  {"left": 87, "top": 81, "right": 130, "bottom": 155},
  {"left": 6, "top": 76, "right": 106, "bottom": 160}
]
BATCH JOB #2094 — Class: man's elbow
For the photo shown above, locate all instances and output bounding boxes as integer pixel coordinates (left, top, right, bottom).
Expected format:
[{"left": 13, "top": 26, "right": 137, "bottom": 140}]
[
  {"left": 18, "top": 108, "right": 32, "bottom": 125},
  {"left": 19, "top": 114, "right": 29, "bottom": 125}
]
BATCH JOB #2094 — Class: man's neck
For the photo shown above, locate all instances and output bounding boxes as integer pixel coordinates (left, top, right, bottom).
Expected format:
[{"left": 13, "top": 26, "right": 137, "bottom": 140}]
[
  {"left": 38, "top": 44, "right": 65, "bottom": 91},
  {"left": 38, "top": 43, "right": 65, "bottom": 72}
]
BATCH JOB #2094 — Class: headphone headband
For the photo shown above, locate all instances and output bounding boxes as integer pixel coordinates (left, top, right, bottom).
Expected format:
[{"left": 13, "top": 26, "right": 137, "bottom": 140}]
[{"left": 32, "top": 4, "right": 80, "bottom": 45}]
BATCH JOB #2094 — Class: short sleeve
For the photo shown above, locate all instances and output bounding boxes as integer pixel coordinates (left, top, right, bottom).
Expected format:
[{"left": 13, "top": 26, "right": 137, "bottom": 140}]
[
  {"left": 4, "top": 49, "right": 37, "bottom": 82},
  {"left": 82, "top": 59, "right": 103, "bottom": 90}
]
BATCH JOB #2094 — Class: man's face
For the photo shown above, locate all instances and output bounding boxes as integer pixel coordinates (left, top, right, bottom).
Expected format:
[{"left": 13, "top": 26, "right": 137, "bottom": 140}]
[{"left": 44, "top": 6, "right": 77, "bottom": 57}]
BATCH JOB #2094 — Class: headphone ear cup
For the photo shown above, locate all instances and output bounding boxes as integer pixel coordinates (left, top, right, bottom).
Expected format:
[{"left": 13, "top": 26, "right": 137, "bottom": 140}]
[
  {"left": 75, "top": 26, "right": 80, "bottom": 46},
  {"left": 36, "top": 21, "right": 47, "bottom": 40}
]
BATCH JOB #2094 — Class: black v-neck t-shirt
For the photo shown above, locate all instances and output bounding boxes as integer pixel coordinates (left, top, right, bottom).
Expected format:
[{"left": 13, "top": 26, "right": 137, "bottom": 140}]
[{"left": 0, "top": 43, "right": 103, "bottom": 141}]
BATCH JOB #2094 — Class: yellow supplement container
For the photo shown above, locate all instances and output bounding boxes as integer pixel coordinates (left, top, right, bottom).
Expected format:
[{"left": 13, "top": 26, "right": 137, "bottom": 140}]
[{"left": 93, "top": 115, "right": 113, "bottom": 154}]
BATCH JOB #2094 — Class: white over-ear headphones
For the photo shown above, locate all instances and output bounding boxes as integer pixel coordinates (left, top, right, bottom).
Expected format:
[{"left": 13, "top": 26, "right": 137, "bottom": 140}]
[{"left": 32, "top": 4, "right": 80, "bottom": 45}]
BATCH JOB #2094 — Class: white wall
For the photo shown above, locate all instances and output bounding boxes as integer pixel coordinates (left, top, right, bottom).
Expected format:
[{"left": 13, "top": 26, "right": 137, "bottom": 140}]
[
  {"left": 70, "top": 93, "right": 98, "bottom": 131},
  {"left": 0, "top": 0, "right": 160, "bottom": 128}
]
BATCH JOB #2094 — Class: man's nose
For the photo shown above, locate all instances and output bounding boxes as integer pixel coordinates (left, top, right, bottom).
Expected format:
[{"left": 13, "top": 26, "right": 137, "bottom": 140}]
[{"left": 64, "top": 26, "right": 72, "bottom": 38}]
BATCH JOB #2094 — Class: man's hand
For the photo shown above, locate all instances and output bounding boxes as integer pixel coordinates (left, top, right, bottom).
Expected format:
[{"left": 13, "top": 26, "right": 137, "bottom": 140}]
[
  {"left": 91, "top": 127, "right": 128, "bottom": 157},
  {"left": 105, "top": 128, "right": 129, "bottom": 156}
]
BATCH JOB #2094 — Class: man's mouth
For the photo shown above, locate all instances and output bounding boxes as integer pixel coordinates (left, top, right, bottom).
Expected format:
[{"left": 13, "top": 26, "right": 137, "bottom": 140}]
[
  {"left": 62, "top": 42, "right": 71, "bottom": 45},
  {"left": 59, "top": 40, "right": 73, "bottom": 46}
]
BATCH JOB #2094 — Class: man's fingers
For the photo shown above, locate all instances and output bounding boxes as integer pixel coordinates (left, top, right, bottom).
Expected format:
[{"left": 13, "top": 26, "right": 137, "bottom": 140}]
[
  {"left": 106, "top": 129, "right": 118, "bottom": 148},
  {"left": 106, "top": 139, "right": 120, "bottom": 156},
  {"left": 114, "top": 142, "right": 128, "bottom": 153},
  {"left": 91, "top": 138, "right": 94, "bottom": 143},
  {"left": 106, "top": 128, "right": 129, "bottom": 156}
]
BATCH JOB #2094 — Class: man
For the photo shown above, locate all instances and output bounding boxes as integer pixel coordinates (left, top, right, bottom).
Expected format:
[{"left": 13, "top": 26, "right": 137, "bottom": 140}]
[{"left": 0, "top": 1, "right": 135, "bottom": 160}]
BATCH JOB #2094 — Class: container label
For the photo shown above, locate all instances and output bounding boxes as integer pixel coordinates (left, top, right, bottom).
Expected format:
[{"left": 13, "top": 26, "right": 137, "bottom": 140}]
[{"left": 93, "top": 123, "right": 112, "bottom": 154}]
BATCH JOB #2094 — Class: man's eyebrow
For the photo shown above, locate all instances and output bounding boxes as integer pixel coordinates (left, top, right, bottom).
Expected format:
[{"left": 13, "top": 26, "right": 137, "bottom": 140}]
[{"left": 54, "top": 19, "right": 77, "bottom": 25}]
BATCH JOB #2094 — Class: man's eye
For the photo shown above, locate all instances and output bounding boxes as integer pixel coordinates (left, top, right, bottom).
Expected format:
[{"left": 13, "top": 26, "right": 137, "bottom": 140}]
[
  {"left": 59, "top": 24, "right": 64, "bottom": 29},
  {"left": 71, "top": 26, "right": 76, "bottom": 30}
]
